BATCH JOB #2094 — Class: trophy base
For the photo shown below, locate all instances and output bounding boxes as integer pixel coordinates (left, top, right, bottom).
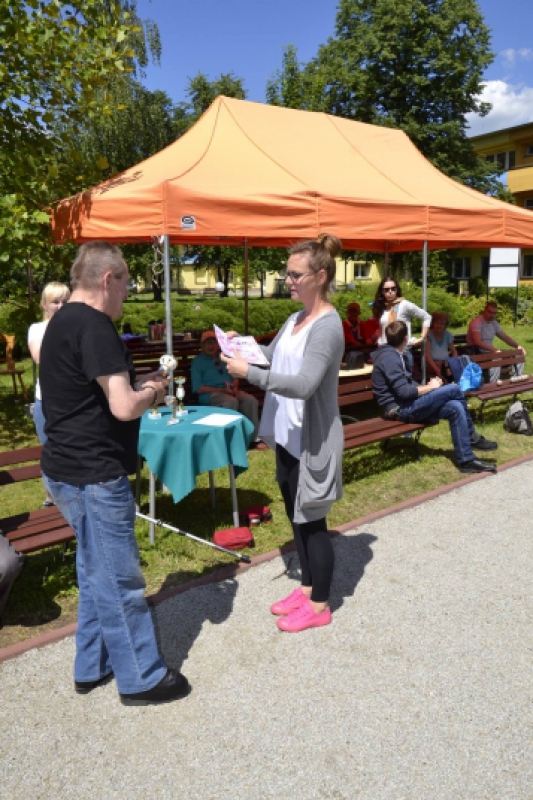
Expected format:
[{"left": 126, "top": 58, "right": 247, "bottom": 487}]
[
  {"left": 166, "top": 418, "right": 181, "bottom": 426},
  {"left": 176, "top": 409, "right": 189, "bottom": 417},
  {"left": 148, "top": 410, "right": 161, "bottom": 420}
]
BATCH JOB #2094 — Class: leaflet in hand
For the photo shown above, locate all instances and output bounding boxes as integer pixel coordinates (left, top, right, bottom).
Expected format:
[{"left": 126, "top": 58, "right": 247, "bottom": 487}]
[{"left": 213, "top": 324, "right": 269, "bottom": 366}]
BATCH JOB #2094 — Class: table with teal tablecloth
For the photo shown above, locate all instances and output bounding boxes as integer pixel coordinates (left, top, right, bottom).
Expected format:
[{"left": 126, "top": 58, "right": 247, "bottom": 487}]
[{"left": 138, "top": 406, "right": 254, "bottom": 540}]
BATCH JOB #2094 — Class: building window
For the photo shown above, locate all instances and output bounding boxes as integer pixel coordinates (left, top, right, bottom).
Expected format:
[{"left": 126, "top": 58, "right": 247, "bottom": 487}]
[
  {"left": 485, "top": 150, "right": 516, "bottom": 173},
  {"left": 525, "top": 145, "right": 533, "bottom": 158},
  {"left": 451, "top": 257, "right": 471, "bottom": 279},
  {"left": 523, "top": 255, "right": 533, "bottom": 278},
  {"left": 353, "top": 261, "right": 371, "bottom": 279},
  {"left": 525, "top": 198, "right": 533, "bottom": 210},
  {"left": 480, "top": 256, "right": 490, "bottom": 279}
]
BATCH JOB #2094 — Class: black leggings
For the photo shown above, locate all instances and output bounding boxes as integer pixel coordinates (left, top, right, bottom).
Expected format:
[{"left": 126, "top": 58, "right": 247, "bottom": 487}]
[{"left": 276, "top": 445, "right": 334, "bottom": 603}]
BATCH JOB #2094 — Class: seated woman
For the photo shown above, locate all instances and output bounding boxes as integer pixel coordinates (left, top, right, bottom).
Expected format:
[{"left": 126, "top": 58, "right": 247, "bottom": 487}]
[{"left": 426, "top": 312, "right": 457, "bottom": 381}]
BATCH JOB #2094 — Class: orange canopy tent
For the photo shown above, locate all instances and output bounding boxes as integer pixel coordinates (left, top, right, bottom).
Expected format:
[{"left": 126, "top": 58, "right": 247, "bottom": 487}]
[
  {"left": 51, "top": 95, "right": 533, "bottom": 252},
  {"left": 51, "top": 96, "right": 533, "bottom": 341}
]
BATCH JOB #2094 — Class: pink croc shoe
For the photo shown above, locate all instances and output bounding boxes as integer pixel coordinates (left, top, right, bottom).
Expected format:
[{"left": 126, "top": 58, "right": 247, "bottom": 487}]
[
  {"left": 277, "top": 598, "right": 332, "bottom": 633},
  {"left": 270, "top": 587, "right": 306, "bottom": 616}
]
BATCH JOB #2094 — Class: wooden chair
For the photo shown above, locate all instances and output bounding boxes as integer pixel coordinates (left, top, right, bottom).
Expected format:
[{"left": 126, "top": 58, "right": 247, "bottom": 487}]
[{"left": 0, "top": 334, "right": 28, "bottom": 402}]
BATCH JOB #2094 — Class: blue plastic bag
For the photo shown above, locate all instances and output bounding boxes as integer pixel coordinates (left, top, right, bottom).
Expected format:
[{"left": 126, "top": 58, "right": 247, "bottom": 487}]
[{"left": 458, "top": 362, "right": 483, "bottom": 392}]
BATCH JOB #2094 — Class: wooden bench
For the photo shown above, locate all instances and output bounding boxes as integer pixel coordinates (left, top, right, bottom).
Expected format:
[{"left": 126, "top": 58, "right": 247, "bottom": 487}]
[
  {"left": 466, "top": 348, "right": 533, "bottom": 423},
  {"left": 0, "top": 446, "right": 75, "bottom": 554},
  {"left": 338, "top": 375, "right": 437, "bottom": 459}
]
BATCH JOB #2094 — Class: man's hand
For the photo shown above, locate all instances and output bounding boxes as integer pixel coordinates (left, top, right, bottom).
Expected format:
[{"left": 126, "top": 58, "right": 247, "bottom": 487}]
[{"left": 427, "top": 377, "right": 443, "bottom": 390}]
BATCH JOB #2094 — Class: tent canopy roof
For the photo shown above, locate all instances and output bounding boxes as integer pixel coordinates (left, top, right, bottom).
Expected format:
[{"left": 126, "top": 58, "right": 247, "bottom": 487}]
[{"left": 51, "top": 96, "right": 533, "bottom": 252}]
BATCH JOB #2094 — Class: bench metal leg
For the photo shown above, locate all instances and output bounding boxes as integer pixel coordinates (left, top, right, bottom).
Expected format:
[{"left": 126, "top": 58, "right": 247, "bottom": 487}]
[{"left": 149, "top": 470, "right": 156, "bottom": 544}]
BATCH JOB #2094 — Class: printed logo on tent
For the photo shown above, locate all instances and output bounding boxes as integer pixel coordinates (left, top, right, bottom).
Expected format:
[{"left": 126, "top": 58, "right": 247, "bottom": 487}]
[{"left": 181, "top": 215, "right": 196, "bottom": 230}]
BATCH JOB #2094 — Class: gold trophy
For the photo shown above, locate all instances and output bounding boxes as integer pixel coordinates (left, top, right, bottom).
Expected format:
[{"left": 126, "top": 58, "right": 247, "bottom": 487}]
[
  {"left": 175, "top": 376, "right": 188, "bottom": 416},
  {"left": 164, "top": 393, "right": 179, "bottom": 425}
]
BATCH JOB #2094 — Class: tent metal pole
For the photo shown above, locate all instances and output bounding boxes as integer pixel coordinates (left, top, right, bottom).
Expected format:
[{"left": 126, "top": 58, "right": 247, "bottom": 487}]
[
  {"left": 244, "top": 237, "right": 249, "bottom": 334},
  {"left": 163, "top": 235, "right": 174, "bottom": 393},
  {"left": 421, "top": 241, "right": 428, "bottom": 384}
]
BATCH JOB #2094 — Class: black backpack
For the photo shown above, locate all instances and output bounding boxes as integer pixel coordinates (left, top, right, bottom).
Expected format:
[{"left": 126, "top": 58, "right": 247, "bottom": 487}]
[{"left": 504, "top": 401, "right": 533, "bottom": 435}]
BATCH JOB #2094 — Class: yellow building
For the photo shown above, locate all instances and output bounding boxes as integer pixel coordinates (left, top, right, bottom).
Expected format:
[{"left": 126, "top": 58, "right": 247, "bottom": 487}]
[
  {"left": 176, "top": 254, "right": 380, "bottom": 296},
  {"left": 467, "top": 122, "right": 533, "bottom": 284}
]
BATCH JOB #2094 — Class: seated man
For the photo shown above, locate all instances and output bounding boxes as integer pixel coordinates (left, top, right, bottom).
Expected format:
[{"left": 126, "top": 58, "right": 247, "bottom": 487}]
[
  {"left": 191, "top": 331, "right": 263, "bottom": 447},
  {"left": 372, "top": 320, "right": 498, "bottom": 474},
  {"left": 466, "top": 301, "right": 526, "bottom": 382}
]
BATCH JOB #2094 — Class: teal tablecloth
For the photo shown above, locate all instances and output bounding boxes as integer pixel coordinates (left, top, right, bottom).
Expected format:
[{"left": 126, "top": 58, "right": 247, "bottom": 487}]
[{"left": 138, "top": 406, "right": 254, "bottom": 505}]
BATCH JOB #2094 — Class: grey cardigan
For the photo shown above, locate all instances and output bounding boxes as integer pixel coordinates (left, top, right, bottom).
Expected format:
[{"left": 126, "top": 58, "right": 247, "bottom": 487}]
[{"left": 247, "top": 310, "right": 344, "bottom": 524}]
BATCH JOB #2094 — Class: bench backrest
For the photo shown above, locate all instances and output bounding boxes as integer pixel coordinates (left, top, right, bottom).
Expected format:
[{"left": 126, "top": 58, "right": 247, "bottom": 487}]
[
  {"left": 0, "top": 445, "right": 43, "bottom": 486},
  {"left": 471, "top": 348, "right": 525, "bottom": 371},
  {"left": 338, "top": 377, "right": 375, "bottom": 407}
]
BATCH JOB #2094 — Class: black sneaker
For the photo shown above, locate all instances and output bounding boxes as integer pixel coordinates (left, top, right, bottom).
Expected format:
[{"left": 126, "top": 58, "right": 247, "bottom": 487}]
[
  {"left": 75, "top": 672, "right": 114, "bottom": 695},
  {"left": 120, "top": 668, "right": 191, "bottom": 706},
  {"left": 459, "top": 458, "right": 497, "bottom": 474},
  {"left": 472, "top": 435, "right": 498, "bottom": 451}
]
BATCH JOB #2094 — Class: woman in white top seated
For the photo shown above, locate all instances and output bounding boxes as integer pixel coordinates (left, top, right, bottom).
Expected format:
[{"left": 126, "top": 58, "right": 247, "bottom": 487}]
[
  {"left": 27, "top": 281, "right": 70, "bottom": 506},
  {"left": 373, "top": 275, "right": 432, "bottom": 373}
]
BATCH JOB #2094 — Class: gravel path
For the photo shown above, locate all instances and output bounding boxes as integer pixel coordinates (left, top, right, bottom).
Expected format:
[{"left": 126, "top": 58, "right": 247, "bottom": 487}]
[{"left": 1, "top": 462, "right": 532, "bottom": 799}]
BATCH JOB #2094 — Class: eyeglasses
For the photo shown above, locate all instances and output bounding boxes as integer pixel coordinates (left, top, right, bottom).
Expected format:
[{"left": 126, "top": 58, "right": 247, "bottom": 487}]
[
  {"left": 284, "top": 271, "right": 313, "bottom": 283},
  {"left": 383, "top": 286, "right": 397, "bottom": 293}
]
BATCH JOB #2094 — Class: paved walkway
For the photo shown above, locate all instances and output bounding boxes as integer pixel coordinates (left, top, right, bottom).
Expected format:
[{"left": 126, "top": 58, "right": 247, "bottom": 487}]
[{"left": 1, "top": 460, "right": 532, "bottom": 799}]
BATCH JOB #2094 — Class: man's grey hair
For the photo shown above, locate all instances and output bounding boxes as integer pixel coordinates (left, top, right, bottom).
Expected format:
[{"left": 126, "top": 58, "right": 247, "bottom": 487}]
[{"left": 70, "top": 241, "right": 126, "bottom": 291}]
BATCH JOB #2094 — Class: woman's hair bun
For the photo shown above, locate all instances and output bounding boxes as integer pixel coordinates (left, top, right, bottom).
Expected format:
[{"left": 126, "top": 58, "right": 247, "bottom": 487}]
[{"left": 317, "top": 233, "right": 342, "bottom": 258}]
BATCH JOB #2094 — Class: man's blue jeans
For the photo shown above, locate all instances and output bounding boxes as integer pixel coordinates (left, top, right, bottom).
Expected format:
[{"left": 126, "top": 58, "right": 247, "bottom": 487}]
[
  {"left": 43, "top": 473, "right": 167, "bottom": 694},
  {"left": 397, "top": 384, "right": 475, "bottom": 465}
]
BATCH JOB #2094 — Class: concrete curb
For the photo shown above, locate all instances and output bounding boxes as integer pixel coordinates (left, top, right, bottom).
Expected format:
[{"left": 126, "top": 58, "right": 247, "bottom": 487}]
[{"left": 2, "top": 450, "right": 532, "bottom": 664}]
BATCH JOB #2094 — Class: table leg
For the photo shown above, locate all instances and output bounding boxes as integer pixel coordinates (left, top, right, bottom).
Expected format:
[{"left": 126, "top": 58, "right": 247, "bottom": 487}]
[
  {"left": 209, "top": 471, "right": 216, "bottom": 509},
  {"left": 149, "top": 469, "right": 156, "bottom": 544},
  {"left": 228, "top": 464, "right": 239, "bottom": 528}
]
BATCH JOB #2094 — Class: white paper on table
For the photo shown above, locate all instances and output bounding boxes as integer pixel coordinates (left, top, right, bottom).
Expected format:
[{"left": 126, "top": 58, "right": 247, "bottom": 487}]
[
  {"left": 213, "top": 324, "right": 269, "bottom": 366},
  {"left": 192, "top": 413, "right": 242, "bottom": 427}
]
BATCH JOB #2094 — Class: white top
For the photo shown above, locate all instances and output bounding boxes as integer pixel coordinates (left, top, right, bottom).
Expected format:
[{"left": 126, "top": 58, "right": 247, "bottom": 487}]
[
  {"left": 27, "top": 320, "right": 47, "bottom": 401},
  {"left": 378, "top": 299, "right": 432, "bottom": 345},
  {"left": 259, "top": 315, "right": 313, "bottom": 459}
]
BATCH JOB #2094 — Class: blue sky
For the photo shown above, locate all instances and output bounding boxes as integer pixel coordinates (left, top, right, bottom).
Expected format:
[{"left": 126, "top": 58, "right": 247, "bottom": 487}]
[{"left": 136, "top": 0, "right": 533, "bottom": 135}]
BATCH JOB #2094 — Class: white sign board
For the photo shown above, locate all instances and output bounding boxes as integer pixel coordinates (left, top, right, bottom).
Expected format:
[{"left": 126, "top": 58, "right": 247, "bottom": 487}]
[
  {"left": 489, "top": 248, "right": 520, "bottom": 266},
  {"left": 488, "top": 265, "right": 519, "bottom": 288}
]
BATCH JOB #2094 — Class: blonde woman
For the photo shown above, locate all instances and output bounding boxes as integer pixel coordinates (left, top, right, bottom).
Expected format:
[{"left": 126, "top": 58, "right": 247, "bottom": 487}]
[
  {"left": 223, "top": 234, "right": 344, "bottom": 633},
  {"left": 28, "top": 282, "right": 70, "bottom": 505}
]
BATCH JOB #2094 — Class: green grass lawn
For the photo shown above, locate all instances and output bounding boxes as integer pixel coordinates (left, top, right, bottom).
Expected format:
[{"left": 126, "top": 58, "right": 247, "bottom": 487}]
[{"left": 2, "top": 325, "right": 533, "bottom": 648}]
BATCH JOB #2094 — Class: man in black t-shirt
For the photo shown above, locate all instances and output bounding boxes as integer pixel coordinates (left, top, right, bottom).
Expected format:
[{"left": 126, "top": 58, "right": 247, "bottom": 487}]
[{"left": 40, "top": 241, "right": 190, "bottom": 706}]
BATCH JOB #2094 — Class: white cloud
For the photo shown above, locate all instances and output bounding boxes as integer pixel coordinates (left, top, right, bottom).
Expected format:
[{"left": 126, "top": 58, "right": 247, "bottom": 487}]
[
  {"left": 466, "top": 79, "right": 533, "bottom": 136},
  {"left": 501, "top": 48, "right": 533, "bottom": 67}
]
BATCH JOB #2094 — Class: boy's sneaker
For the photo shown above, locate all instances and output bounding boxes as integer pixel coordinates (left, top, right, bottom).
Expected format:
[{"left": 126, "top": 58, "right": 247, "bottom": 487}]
[{"left": 471, "top": 435, "right": 498, "bottom": 451}]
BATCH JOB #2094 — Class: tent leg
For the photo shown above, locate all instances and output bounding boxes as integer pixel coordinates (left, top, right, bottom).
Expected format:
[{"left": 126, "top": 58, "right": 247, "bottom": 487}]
[
  {"left": 244, "top": 238, "right": 249, "bottom": 335},
  {"left": 421, "top": 241, "right": 428, "bottom": 385},
  {"left": 162, "top": 234, "right": 174, "bottom": 393}
]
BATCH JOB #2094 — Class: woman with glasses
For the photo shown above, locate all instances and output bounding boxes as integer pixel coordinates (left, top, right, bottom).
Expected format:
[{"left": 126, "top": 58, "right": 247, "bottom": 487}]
[
  {"left": 27, "top": 281, "right": 71, "bottom": 506},
  {"left": 373, "top": 275, "right": 431, "bottom": 373},
  {"left": 222, "top": 234, "right": 344, "bottom": 633}
]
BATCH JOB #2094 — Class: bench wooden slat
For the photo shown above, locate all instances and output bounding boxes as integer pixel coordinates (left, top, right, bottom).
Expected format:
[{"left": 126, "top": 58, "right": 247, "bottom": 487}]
[{"left": 0, "top": 446, "right": 75, "bottom": 555}]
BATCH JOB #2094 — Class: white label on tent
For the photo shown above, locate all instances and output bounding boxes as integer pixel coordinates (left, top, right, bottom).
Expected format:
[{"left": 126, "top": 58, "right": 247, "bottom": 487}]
[
  {"left": 488, "top": 265, "right": 519, "bottom": 288},
  {"left": 181, "top": 215, "right": 196, "bottom": 230},
  {"left": 489, "top": 248, "right": 520, "bottom": 266}
]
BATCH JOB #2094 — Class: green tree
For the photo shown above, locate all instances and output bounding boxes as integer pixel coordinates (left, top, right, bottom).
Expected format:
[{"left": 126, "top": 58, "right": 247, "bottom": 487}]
[
  {"left": 72, "top": 78, "right": 175, "bottom": 179},
  {"left": 0, "top": 0, "right": 160, "bottom": 302},
  {"left": 268, "top": 0, "right": 505, "bottom": 193},
  {"left": 173, "top": 72, "right": 246, "bottom": 138}
]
